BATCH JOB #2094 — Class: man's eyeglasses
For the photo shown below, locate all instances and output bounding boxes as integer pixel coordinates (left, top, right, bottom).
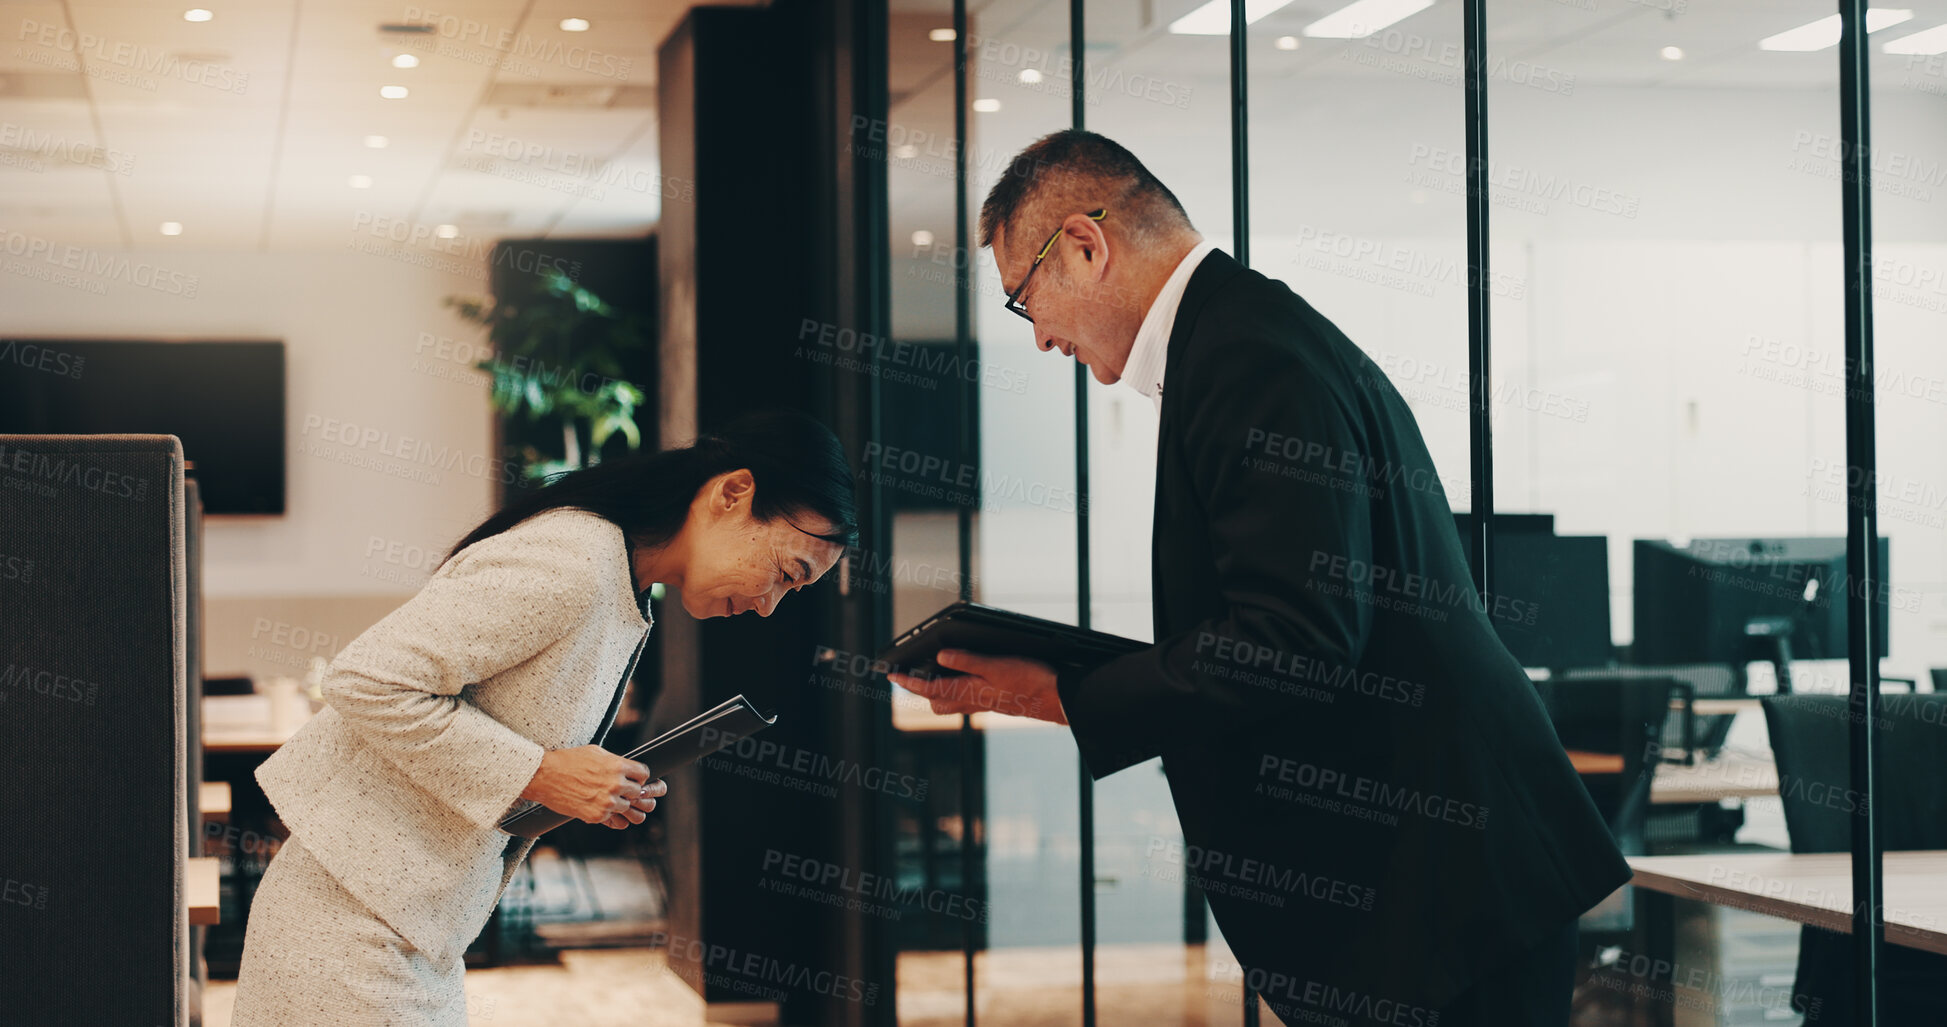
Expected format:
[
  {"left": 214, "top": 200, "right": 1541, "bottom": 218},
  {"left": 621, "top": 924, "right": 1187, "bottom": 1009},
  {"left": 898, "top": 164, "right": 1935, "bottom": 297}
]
[{"left": 1003, "top": 208, "right": 1107, "bottom": 323}]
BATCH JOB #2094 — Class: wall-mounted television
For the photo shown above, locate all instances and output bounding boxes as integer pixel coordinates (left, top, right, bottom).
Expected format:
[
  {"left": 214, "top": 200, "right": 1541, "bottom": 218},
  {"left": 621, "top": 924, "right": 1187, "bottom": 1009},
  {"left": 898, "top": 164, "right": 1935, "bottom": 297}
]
[{"left": 0, "top": 339, "right": 286, "bottom": 514}]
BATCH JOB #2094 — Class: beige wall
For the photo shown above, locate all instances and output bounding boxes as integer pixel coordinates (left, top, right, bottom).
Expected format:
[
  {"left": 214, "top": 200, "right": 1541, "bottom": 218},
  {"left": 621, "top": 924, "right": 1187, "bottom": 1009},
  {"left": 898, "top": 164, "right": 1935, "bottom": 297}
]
[{"left": 1, "top": 248, "right": 506, "bottom": 674}]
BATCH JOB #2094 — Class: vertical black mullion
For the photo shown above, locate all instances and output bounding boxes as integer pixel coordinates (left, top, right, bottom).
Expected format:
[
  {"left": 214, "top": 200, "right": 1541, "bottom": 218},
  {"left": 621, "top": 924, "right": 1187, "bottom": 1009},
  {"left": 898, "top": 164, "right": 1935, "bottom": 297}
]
[
  {"left": 1229, "top": 0, "right": 1248, "bottom": 268},
  {"left": 841, "top": 1, "right": 894, "bottom": 1023},
  {"left": 951, "top": 2, "right": 977, "bottom": 1025},
  {"left": 1230, "top": 4, "right": 1256, "bottom": 1025},
  {"left": 1069, "top": 2, "right": 1097, "bottom": 1027},
  {"left": 1462, "top": 0, "right": 1492, "bottom": 597},
  {"left": 951, "top": 1, "right": 973, "bottom": 602},
  {"left": 1838, "top": 1, "right": 1882, "bottom": 1023}
]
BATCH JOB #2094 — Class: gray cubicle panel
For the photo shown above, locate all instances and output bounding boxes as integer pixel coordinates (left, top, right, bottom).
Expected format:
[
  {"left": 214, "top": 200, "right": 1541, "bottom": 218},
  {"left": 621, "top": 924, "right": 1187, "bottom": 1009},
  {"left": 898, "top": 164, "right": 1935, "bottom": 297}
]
[{"left": 0, "top": 434, "right": 188, "bottom": 1026}]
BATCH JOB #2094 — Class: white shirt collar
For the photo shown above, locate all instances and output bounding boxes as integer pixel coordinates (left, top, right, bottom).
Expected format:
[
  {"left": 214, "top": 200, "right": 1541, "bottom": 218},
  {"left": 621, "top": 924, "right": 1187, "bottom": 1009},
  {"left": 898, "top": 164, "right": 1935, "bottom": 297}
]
[{"left": 1123, "top": 239, "right": 1215, "bottom": 409}]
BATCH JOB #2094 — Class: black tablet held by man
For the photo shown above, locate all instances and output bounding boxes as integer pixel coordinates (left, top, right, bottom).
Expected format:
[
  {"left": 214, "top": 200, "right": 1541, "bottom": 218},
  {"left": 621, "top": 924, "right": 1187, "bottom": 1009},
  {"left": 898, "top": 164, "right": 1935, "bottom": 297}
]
[{"left": 878, "top": 602, "right": 1146, "bottom": 678}]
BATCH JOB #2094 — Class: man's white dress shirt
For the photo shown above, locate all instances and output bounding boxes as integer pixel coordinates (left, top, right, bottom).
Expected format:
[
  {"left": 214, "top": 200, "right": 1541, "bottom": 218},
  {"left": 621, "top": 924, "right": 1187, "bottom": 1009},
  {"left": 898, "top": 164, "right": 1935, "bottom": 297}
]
[{"left": 1120, "top": 239, "right": 1216, "bottom": 411}]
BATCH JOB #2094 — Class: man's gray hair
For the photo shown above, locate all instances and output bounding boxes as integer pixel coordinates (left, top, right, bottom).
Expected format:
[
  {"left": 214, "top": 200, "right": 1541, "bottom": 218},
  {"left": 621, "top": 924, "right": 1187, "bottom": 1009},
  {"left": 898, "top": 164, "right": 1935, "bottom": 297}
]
[{"left": 977, "top": 130, "right": 1193, "bottom": 257}]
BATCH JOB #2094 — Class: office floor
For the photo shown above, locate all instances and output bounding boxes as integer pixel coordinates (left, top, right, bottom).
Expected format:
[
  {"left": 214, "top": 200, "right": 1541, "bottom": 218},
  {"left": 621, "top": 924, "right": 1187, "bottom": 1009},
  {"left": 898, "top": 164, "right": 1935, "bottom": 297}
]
[
  {"left": 202, "top": 919, "right": 1806, "bottom": 1027},
  {"left": 895, "top": 943, "right": 1268, "bottom": 1027},
  {"left": 202, "top": 947, "right": 725, "bottom": 1027},
  {"left": 202, "top": 753, "right": 1810, "bottom": 1027}
]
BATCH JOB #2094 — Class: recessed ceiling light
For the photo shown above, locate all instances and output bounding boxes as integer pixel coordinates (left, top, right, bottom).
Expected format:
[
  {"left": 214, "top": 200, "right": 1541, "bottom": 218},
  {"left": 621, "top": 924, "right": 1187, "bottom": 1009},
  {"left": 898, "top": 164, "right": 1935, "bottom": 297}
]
[
  {"left": 911, "top": 230, "right": 936, "bottom": 247},
  {"left": 1019, "top": 68, "right": 1043, "bottom": 84},
  {"left": 392, "top": 53, "right": 419, "bottom": 69},
  {"left": 159, "top": 222, "right": 184, "bottom": 236},
  {"left": 1660, "top": 45, "right": 1684, "bottom": 61},
  {"left": 891, "top": 144, "right": 918, "bottom": 159},
  {"left": 1171, "top": 0, "right": 1297, "bottom": 35},
  {"left": 559, "top": 18, "right": 590, "bottom": 32},
  {"left": 1275, "top": 35, "right": 1301, "bottom": 51},
  {"left": 1884, "top": 23, "right": 1947, "bottom": 55},
  {"left": 183, "top": 9, "right": 213, "bottom": 23},
  {"left": 364, "top": 135, "right": 389, "bottom": 149},
  {"left": 1759, "top": 8, "right": 1912, "bottom": 52},
  {"left": 379, "top": 85, "right": 409, "bottom": 99},
  {"left": 1302, "top": 0, "right": 1436, "bottom": 39},
  {"left": 972, "top": 98, "right": 1001, "bottom": 113},
  {"left": 929, "top": 28, "right": 957, "bottom": 42},
  {"left": 435, "top": 224, "right": 460, "bottom": 239},
  {"left": 348, "top": 175, "right": 374, "bottom": 189}
]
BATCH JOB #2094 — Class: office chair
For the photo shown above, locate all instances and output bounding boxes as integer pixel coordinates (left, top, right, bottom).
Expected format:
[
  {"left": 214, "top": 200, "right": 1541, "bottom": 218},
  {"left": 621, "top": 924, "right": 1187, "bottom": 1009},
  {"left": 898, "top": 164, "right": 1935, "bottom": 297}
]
[
  {"left": 1537, "top": 676, "right": 1687, "bottom": 855},
  {"left": 1541, "top": 674, "right": 1688, "bottom": 1021},
  {"left": 1761, "top": 694, "right": 1947, "bottom": 1025},
  {"left": 1571, "top": 662, "right": 1735, "bottom": 763}
]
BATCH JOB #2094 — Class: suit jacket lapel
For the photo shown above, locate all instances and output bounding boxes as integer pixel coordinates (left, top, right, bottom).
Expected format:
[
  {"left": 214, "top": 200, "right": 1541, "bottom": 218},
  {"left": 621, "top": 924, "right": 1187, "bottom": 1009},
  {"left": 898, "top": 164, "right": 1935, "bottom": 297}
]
[{"left": 1151, "top": 249, "right": 1249, "bottom": 636}]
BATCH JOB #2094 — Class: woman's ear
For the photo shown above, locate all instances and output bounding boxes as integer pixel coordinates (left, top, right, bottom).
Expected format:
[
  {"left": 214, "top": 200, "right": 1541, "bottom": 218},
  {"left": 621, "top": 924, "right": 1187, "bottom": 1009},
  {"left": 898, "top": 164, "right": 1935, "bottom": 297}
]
[{"left": 717, "top": 468, "right": 757, "bottom": 512}]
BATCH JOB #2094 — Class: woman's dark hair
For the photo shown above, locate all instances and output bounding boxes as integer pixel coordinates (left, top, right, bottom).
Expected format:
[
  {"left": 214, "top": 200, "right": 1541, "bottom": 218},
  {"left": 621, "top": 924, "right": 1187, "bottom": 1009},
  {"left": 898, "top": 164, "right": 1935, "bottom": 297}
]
[{"left": 443, "top": 409, "right": 858, "bottom": 568}]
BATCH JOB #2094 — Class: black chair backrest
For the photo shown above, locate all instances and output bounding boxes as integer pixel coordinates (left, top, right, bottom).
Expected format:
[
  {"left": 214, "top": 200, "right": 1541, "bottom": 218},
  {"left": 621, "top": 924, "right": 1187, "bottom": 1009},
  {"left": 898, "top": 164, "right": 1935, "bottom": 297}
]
[
  {"left": 1762, "top": 693, "right": 1947, "bottom": 854},
  {"left": 1537, "top": 675, "right": 1681, "bottom": 853},
  {"left": 1569, "top": 662, "right": 1736, "bottom": 755},
  {"left": 0, "top": 434, "right": 186, "bottom": 1025}
]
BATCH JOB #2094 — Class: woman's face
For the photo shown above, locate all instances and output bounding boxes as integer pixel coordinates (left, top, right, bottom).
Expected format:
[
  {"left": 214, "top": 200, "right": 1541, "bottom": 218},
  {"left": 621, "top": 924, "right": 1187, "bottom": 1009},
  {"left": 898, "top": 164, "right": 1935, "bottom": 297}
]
[{"left": 673, "top": 469, "right": 846, "bottom": 619}]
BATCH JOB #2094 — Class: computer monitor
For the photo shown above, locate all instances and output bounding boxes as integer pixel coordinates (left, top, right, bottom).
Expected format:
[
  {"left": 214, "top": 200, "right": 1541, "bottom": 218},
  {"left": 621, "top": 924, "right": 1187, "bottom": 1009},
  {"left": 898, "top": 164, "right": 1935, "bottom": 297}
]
[
  {"left": 1631, "top": 537, "right": 1891, "bottom": 667},
  {"left": 1453, "top": 514, "right": 1613, "bottom": 671}
]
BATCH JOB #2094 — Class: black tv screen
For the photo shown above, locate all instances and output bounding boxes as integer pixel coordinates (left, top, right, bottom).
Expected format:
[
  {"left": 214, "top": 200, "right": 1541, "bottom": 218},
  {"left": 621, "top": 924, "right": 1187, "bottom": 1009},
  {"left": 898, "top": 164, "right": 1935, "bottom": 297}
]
[{"left": 0, "top": 339, "right": 285, "bottom": 514}]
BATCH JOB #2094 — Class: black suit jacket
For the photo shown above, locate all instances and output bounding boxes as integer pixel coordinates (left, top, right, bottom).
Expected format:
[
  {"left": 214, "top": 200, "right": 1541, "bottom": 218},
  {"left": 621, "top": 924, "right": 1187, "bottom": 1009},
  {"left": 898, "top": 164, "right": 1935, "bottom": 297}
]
[{"left": 1057, "top": 250, "right": 1630, "bottom": 1016}]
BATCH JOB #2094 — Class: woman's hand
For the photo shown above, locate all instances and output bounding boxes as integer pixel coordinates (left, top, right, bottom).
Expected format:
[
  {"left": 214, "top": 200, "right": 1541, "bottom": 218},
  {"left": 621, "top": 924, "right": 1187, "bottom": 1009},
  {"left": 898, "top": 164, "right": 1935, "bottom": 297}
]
[{"left": 520, "top": 745, "right": 667, "bottom": 829}]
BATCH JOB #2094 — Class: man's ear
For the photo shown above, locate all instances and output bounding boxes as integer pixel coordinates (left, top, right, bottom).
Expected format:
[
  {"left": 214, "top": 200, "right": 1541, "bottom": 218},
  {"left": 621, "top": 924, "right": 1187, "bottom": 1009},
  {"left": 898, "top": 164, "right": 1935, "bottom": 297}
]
[{"left": 1062, "top": 211, "right": 1109, "bottom": 279}]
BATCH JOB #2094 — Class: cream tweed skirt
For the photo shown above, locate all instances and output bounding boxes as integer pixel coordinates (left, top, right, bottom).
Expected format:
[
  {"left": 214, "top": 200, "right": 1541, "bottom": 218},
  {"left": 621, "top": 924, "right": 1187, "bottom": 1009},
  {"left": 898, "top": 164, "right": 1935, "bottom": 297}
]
[{"left": 232, "top": 834, "right": 472, "bottom": 1026}]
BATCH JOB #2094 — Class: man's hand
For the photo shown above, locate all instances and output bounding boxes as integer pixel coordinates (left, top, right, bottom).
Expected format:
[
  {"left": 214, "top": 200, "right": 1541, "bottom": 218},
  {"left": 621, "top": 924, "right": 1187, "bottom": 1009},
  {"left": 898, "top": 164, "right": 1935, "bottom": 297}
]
[
  {"left": 519, "top": 745, "right": 667, "bottom": 830},
  {"left": 888, "top": 649, "right": 1067, "bottom": 725}
]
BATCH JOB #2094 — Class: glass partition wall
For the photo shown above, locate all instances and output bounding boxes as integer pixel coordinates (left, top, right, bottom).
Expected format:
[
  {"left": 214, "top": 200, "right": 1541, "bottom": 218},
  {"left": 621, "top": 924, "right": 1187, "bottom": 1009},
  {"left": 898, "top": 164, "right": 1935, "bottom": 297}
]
[
  {"left": 1078, "top": 5, "right": 1238, "bottom": 1025},
  {"left": 867, "top": 1, "right": 1912, "bottom": 1023},
  {"left": 1485, "top": 2, "right": 1857, "bottom": 1020}
]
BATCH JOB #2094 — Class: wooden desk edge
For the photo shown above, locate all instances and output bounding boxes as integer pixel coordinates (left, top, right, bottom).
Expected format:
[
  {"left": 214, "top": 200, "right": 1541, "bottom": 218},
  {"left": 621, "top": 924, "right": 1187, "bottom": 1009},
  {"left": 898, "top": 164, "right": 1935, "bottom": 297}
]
[
  {"left": 203, "top": 736, "right": 291, "bottom": 754},
  {"left": 1627, "top": 862, "right": 1947, "bottom": 956},
  {"left": 1566, "top": 749, "right": 1625, "bottom": 775},
  {"left": 187, "top": 856, "right": 220, "bottom": 926},
  {"left": 198, "top": 781, "right": 232, "bottom": 821}
]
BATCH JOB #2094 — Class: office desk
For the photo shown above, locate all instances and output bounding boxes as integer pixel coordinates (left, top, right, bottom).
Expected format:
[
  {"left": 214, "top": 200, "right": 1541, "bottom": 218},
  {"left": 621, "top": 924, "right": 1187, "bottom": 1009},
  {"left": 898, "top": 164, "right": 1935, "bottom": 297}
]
[
  {"left": 203, "top": 694, "right": 311, "bottom": 754},
  {"left": 1628, "top": 851, "right": 1947, "bottom": 955},
  {"left": 1676, "top": 697, "right": 1762, "bottom": 716},
  {"left": 1650, "top": 752, "right": 1778, "bottom": 804},
  {"left": 1565, "top": 749, "right": 1624, "bottom": 774},
  {"left": 199, "top": 781, "right": 231, "bottom": 822},
  {"left": 1569, "top": 745, "right": 1779, "bottom": 804},
  {"left": 187, "top": 856, "right": 221, "bottom": 926}
]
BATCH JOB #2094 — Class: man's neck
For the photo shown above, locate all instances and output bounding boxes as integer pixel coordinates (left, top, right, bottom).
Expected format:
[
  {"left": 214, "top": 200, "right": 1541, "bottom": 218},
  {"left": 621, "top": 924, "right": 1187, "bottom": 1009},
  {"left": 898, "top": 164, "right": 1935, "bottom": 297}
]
[{"left": 1133, "top": 233, "right": 1206, "bottom": 318}]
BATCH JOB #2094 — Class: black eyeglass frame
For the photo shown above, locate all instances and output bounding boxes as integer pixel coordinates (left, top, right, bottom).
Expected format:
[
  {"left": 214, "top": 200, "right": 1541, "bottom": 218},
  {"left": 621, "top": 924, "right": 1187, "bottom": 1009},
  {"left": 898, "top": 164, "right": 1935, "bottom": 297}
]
[{"left": 1002, "top": 208, "right": 1108, "bottom": 322}]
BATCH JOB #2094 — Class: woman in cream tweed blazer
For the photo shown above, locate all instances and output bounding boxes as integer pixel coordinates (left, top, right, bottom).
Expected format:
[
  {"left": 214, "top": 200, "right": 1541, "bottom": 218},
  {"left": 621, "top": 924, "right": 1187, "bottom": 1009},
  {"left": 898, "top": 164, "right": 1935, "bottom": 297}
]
[{"left": 232, "top": 412, "right": 857, "bottom": 1027}]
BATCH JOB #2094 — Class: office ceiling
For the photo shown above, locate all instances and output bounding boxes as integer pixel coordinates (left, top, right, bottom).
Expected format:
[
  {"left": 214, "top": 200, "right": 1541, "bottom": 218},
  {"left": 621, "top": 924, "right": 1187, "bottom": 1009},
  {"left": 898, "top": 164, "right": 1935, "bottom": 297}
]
[
  {"left": 3, "top": 0, "right": 1939, "bottom": 254},
  {"left": 884, "top": 0, "right": 1947, "bottom": 256},
  {"left": 0, "top": 0, "right": 757, "bottom": 252},
  {"left": 927, "top": 0, "right": 1947, "bottom": 89}
]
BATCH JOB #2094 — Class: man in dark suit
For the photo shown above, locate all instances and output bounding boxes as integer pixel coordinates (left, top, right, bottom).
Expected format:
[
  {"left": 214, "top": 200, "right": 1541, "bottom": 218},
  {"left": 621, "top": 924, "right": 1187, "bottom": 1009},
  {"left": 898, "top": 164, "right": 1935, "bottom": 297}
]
[{"left": 890, "top": 130, "right": 1630, "bottom": 1027}]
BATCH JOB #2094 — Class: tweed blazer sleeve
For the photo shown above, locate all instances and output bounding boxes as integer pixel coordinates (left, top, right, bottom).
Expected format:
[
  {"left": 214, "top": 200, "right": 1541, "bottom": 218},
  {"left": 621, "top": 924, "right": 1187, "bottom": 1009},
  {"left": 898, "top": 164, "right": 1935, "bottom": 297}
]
[{"left": 318, "top": 518, "right": 604, "bottom": 831}]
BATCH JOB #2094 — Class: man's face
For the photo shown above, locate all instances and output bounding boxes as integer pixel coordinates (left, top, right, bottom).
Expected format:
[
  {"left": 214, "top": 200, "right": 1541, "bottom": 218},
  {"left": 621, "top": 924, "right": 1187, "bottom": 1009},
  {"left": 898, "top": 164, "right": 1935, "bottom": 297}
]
[{"left": 992, "top": 220, "right": 1133, "bottom": 386}]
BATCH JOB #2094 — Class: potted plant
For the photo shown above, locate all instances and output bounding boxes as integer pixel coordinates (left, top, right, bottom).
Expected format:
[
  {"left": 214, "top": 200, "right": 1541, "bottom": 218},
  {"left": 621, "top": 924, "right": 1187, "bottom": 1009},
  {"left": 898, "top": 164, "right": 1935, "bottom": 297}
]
[{"left": 445, "top": 267, "right": 650, "bottom": 480}]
